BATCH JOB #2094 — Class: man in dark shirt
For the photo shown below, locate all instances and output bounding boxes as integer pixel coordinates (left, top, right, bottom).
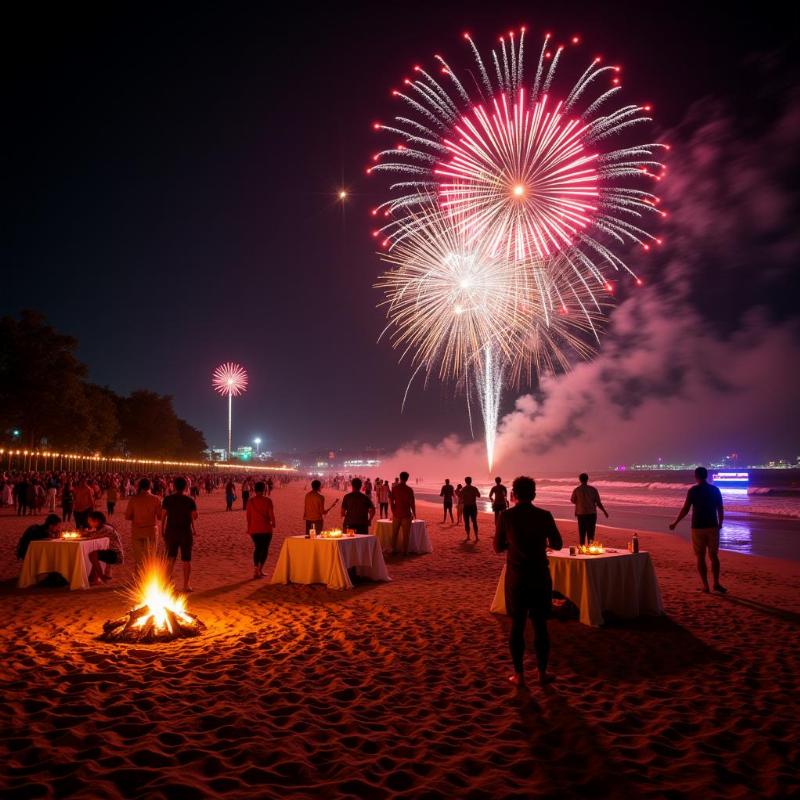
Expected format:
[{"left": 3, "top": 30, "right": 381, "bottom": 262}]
[
  {"left": 461, "top": 477, "right": 481, "bottom": 542},
  {"left": 161, "top": 476, "right": 198, "bottom": 592},
  {"left": 494, "top": 476, "right": 563, "bottom": 687},
  {"left": 341, "top": 477, "right": 375, "bottom": 535},
  {"left": 439, "top": 479, "right": 455, "bottom": 524},
  {"left": 670, "top": 466, "right": 726, "bottom": 594},
  {"left": 489, "top": 477, "right": 509, "bottom": 523}
]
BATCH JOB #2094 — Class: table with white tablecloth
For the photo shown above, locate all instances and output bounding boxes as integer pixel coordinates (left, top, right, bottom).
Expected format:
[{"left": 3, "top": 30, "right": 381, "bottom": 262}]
[
  {"left": 270, "top": 534, "right": 391, "bottom": 590},
  {"left": 491, "top": 549, "right": 663, "bottom": 627},
  {"left": 18, "top": 537, "right": 109, "bottom": 591},
  {"left": 373, "top": 519, "right": 433, "bottom": 555}
]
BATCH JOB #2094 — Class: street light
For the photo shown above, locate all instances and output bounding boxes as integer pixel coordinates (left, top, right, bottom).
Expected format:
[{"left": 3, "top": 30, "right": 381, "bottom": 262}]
[{"left": 254, "top": 437, "right": 261, "bottom": 455}]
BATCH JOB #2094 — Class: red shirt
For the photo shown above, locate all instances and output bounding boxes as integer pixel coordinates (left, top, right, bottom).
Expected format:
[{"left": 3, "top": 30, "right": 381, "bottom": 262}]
[
  {"left": 390, "top": 483, "right": 415, "bottom": 520},
  {"left": 246, "top": 494, "right": 275, "bottom": 534}
]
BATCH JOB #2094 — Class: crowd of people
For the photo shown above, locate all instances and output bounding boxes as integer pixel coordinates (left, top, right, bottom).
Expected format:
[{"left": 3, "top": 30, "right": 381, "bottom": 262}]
[{"left": 8, "top": 464, "right": 726, "bottom": 688}]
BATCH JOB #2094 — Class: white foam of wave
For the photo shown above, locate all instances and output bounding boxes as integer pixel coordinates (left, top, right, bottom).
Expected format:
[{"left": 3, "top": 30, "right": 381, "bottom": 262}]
[{"left": 533, "top": 486, "right": 800, "bottom": 519}]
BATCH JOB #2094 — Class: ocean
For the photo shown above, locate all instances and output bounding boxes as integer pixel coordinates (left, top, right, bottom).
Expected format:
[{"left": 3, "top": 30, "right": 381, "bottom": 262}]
[{"left": 415, "top": 469, "right": 800, "bottom": 561}]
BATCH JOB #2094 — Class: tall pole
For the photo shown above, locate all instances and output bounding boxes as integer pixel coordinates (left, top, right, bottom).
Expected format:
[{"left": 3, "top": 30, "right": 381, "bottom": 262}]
[{"left": 228, "top": 393, "right": 232, "bottom": 462}]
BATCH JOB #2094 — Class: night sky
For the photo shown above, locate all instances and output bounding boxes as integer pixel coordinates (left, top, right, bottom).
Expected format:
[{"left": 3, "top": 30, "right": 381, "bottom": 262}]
[{"left": 4, "top": 2, "right": 797, "bottom": 462}]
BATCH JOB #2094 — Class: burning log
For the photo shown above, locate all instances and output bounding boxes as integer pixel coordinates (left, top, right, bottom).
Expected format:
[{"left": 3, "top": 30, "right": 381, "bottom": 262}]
[{"left": 100, "top": 556, "right": 205, "bottom": 643}]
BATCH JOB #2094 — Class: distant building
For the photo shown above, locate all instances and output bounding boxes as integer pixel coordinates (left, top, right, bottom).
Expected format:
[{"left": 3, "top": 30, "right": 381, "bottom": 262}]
[{"left": 232, "top": 446, "right": 253, "bottom": 461}]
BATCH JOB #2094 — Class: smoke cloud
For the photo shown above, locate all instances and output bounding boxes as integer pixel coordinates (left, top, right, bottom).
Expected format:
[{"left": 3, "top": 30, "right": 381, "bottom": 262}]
[{"left": 380, "top": 83, "right": 800, "bottom": 478}]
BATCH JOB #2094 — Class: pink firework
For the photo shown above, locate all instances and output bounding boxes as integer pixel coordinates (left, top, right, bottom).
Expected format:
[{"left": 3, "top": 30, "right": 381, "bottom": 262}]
[
  {"left": 371, "top": 27, "right": 666, "bottom": 283},
  {"left": 437, "top": 92, "right": 600, "bottom": 260},
  {"left": 212, "top": 362, "right": 248, "bottom": 397}
]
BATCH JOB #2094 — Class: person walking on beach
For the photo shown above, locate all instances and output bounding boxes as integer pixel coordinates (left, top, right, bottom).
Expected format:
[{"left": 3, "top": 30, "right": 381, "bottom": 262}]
[
  {"left": 61, "top": 481, "right": 74, "bottom": 523},
  {"left": 461, "top": 477, "right": 481, "bottom": 542},
  {"left": 390, "top": 471, "right": 416, "bottom": 554},
  {"left": 669, "top": 467, "right": 726, "bottom": 594},
  {"left": 73, "top": 478, "right": 96, "bottom": 529},
  {"left": 494, "top": 476, "right": 563, "bottom": 688},
  {"left": 489, "top": 477, "right": 509, "bottom": 523},
  {"left": 46, "top": 474, "right": 60, "bottom": 513},
  {"left": 303, "top": 479, "right": 338, "bottom": 537},
  {"left": 125, "top": 478, "right": 163, "bottom": 566},
  {"left": 161, "top": 476, "right": 197, "bottom": 593},
  {"left": 376, "top": 479, "right": 390, "bottom": 519},
  {"left": 106, "top": 480, "right": 118, "bottom": 517},
  {"left": 341, "top": 477, "right": 375, "bottom": 535},
  {"left": 225, "top": 479, "right": 236, "bottom": 511},
  {"left": 570, "top": 473, "right": 608, "bottom": 546},
  {"left": 241, "top": 477, "right": 253, "bottom": 510},
  {"left": 440, "top": 478, "right": 455, "bottom": 523},
  {"left": 246, "top": 481, "right": 275, "bottom": 579}
]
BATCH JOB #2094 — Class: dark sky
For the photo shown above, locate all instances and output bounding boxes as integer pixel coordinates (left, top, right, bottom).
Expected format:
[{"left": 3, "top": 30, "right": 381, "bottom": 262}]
[{"left": 4, "top": 2, "right": 796, "bottom": 457}]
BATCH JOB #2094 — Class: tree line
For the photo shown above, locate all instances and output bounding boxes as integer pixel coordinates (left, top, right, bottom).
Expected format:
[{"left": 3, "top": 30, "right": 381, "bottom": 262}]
[{"left": 0, "top": 311, "right": 208, "bottom": 459}]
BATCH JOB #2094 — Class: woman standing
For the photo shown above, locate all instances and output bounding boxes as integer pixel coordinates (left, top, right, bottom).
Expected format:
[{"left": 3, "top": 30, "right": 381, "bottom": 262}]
[
  {"left": 455, "top": 483, "right": 464, "bottom": 525},
  {"left": 246, "top": 481, "right": 275, "bottom": 578}
]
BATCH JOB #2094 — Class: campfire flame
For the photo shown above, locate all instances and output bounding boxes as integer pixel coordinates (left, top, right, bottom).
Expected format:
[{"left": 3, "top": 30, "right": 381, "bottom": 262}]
[
  {"left": 133, "top": 565, "right": 193, "bottom": 634},
  {"left": 101, "top": 555, "right": 205, "bottom": 643}
]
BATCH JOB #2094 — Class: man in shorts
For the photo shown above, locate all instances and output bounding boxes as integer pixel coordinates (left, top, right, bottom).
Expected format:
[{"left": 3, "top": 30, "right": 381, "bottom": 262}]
[
  {"left": 389, "top": 472, "right": 415, "bottom": 554},
  {"left": 161, "top": 476, "right": 198, "bottom": 592},
  {"left": 670, "top": 466, "right": 726, "bottom": 594}
]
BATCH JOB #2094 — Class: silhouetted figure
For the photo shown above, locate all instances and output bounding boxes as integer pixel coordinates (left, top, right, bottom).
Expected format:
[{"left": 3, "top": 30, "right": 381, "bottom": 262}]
[
  {"left": 494, "top": 476, "right": 563, "bottom": 688},
  {"left": 670, "top": 466, "right": 726, "bottom": 594},
  {"left": 489, "top": 477, "right": 509, "bottom": 522},
  {"left": 461, "top": 477, "right": 481, "bottom": 541},
  {"left": 440, "top": 478, "right": 455, "bottom": 523},
  {"left": 570, "top": 473, "right": 608, "bottom": 545}
]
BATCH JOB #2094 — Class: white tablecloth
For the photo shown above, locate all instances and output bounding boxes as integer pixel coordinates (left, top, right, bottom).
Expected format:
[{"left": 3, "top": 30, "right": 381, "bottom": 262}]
[
  {"left": 491, "top": 549, "right": 663, "bottom": 626},
  {"left": 270, "top": 534, "right": 391, "bottom": 590},
  {"left": 18, "top": 538, "right": 109, "bottom": 591},
  {"left": 373, "top": 519, "right": 433, "bottom": 554}
]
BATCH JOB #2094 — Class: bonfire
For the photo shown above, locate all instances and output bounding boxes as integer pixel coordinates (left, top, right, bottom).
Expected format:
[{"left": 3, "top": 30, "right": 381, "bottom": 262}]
[{"left": 101, "top": 555, "right": 205, "bottom": 643}]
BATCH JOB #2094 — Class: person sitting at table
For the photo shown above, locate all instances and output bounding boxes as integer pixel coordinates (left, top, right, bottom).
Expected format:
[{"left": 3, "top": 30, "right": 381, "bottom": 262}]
[
  {"left": 16, "top": 514, "right": 61, "bottom": 560},
  {"left": 86, "top": 510, "right": 124, "bottom": 585},
  {"left": 493, "top": 476, "right": 563, "bottom": 689},
  {"left": 341, "top": 477, "right": 375, "bottom": 535}
]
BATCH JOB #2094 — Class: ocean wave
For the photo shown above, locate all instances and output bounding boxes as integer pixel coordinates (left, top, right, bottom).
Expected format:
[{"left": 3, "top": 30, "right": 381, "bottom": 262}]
[{"left": 538, "top": 478, "right": 691, "bottom": 490}]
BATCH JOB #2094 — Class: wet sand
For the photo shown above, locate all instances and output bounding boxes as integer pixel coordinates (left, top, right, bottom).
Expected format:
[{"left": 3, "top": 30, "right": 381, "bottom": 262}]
[{"left": 1, "top": 481, "right": 798, "bottom": 799}]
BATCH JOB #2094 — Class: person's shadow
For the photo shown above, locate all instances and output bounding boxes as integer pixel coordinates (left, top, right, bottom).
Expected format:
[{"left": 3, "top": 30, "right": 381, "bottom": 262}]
[{"left": 716, "top": 594, "right": 800, "bottom": 625}]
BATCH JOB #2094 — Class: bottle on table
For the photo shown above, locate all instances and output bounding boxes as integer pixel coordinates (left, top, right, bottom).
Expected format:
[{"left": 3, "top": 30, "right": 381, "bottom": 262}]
[{"left": 631, "top": 532, "right": 640, "bottom": 553}]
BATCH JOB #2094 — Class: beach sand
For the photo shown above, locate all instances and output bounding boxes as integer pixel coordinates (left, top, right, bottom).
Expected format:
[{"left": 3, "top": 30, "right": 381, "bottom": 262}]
[{"left": 1, "top": 481, "right": 798, "bottom": 799}]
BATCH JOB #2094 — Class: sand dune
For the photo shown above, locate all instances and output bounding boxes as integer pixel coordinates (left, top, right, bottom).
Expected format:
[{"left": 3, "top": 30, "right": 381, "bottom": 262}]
[{"left": 1, "top": 481, "right": 798, "bottom": 798}]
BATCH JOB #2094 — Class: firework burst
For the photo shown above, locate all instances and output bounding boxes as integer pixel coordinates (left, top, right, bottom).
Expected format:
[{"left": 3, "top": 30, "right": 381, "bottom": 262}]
[
  {"left": 212, "top": 362, "right": 248, "bottom": 397},
  {"left": 370, "top": 28, "right": 664, "bottom": 468}
]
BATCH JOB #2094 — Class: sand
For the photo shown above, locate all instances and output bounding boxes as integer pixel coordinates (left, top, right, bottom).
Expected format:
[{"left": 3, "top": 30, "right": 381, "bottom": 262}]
[{"left": 1, "top": 480, "right": 799, "bottom": 799}]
